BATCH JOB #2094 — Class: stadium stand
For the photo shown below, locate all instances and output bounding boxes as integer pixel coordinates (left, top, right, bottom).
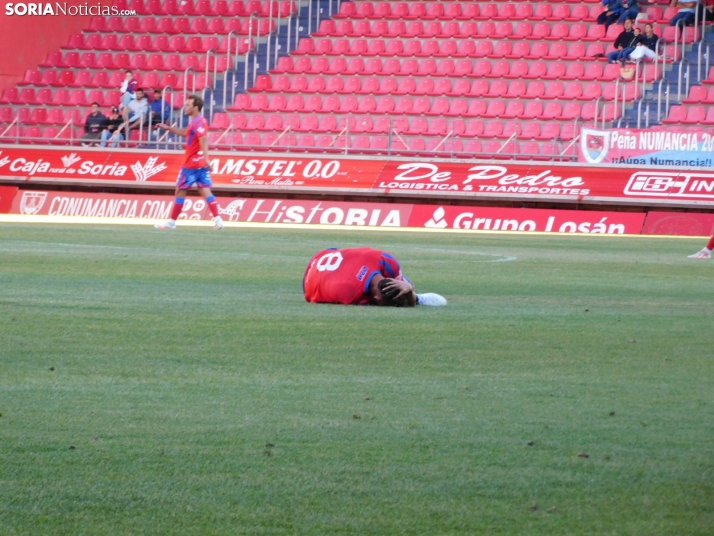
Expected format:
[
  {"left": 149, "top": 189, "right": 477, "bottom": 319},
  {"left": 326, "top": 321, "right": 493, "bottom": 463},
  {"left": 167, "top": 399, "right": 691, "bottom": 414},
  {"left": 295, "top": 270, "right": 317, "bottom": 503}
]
[{"left": 0, "top": 0, "right": 711, "bottom": 158}]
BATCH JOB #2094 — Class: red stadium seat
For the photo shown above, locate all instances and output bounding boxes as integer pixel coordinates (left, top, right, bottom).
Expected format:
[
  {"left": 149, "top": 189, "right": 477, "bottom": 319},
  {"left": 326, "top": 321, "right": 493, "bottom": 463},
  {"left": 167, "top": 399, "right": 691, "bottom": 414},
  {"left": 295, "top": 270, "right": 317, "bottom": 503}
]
[{"left": 564, "top": 63, "right": 586, "bottom": 81}]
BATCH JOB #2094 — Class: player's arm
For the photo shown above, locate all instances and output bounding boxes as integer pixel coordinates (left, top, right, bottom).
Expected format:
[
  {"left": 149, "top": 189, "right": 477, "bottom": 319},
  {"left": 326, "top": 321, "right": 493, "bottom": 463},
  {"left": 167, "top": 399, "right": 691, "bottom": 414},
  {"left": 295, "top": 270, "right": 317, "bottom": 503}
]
[
  {"left": 199, "top": 133, "right": 211, "bottom": 168},
  {"left": 156, "top": 123, "right": 187, "bottom": 137},
  {"left": 380, "top": 278, "right": 417, "bottom": 307}
]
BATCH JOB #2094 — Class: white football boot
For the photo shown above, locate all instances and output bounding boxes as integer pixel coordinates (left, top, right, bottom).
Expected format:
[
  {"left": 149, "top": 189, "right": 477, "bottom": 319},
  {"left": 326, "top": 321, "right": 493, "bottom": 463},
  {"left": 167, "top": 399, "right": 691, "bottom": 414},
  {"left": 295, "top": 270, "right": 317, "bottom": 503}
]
[
  {"left": 417, "top": 293, "right": 448, "bottom": 306},
  {"left": 154, "top": 220, "right": 177, "bottom": 230},
  {"left": 213, "top": 216, "right": 224, "bottom": 230},
  {"left": 688, "top": 249, "right": 711, "bottom": 259}
]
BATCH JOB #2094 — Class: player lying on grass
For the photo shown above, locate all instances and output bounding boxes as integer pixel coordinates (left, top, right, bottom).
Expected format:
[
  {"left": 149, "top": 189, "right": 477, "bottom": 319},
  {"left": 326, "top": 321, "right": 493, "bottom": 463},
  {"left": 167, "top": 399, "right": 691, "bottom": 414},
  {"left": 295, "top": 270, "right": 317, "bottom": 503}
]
[
  {"left": 154, "top": 94, "right": 224, "bottom": 231},
  {"left": 689, "top": 236, "right": 714, "bottom": 259},
  {"left": 303, "top": 247, "right": 447, "bottom": 307}
]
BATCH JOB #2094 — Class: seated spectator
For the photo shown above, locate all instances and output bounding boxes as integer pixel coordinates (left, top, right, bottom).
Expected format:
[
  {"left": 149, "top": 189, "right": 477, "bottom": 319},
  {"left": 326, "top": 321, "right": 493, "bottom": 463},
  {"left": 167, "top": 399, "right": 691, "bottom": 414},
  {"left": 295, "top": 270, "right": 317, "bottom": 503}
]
[
  {"left": 119, "top": 70, "right": 137, "bottom": 110},
  {"left": 121, "top": 87, "right": 149, "bottom": 128},
  {"left": 607, "top": 18, "right": 637, "bottom": 63},
  {"left": 698, "top": 0, "right": 714, "bottom": 21},
  {"left": 617, "top": 26, "right": 643, "bottom": 65},
  {"left": 100, "top": 107, "right": 124, "bottom": 147},
  {"left": 150, "top": 89, "right": 170, "bottom": 124},
  {"left": 598, "top": 0, "right": 639, "bottom": 29},
  {"left": 80, "top": 102, "right": 106, "bottom": 147},
  {"left": 627, "top": 24, "right": 660, "bottom": 62},
  {"left": 669, "top": 0, "right": 701, "bottom": 26}
]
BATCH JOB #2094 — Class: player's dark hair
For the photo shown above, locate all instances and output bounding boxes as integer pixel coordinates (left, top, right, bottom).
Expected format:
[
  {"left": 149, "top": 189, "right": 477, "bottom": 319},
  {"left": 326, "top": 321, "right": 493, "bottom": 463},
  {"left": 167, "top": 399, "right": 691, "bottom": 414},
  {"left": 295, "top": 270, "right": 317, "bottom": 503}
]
[
  {"left": 377, "top": 278, "right": 410, "bottom": 307},
  {"left": 126, "top": 70, "right": 132, "bottom": 74},
  {"left": 90, "top": 101, "right": 100, "bottom": 107},
  {"left": 187, "top": 94, "right": 204, "bottom": 111}
]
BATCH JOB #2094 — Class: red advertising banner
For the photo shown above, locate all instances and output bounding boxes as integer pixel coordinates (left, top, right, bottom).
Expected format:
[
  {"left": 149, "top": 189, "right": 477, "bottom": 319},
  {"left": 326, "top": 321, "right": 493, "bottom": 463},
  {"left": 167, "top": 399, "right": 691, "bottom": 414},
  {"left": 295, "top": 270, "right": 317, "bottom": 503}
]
[
  {"left": 2, "top": 146, "right": 714, "bottom": 207},
  {"left": 407, "top": 205, "right": 646, "bottom": 234},
  {"left": 642, "top": 211, "right": 714, "bottom": 237},
  {"left": 8, "top": 189, "right": 646, "bottom": 235},
  {"left": 0, "top": 185, "right": 17, "bottom": 213}
]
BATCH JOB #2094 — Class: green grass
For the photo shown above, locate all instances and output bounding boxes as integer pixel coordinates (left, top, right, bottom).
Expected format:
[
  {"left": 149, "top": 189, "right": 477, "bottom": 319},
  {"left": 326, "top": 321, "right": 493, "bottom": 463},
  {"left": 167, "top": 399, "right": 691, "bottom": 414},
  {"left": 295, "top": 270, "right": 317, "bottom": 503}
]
[{"left": 0, "top": 224, "right": 713, "bottom": 535}]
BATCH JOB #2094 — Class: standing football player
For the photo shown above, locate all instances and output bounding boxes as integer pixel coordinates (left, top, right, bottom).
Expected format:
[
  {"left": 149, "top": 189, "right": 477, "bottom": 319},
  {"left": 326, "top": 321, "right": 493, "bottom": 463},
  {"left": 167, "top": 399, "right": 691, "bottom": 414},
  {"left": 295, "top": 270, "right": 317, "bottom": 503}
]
[
  {"left": 154, "top": 94, "right": 224, "bottom": 230},
  {"left": 689, "top": 236, "right": 714, "bottom": 259},
  {"left": 303, "top": 247, "right": 447, "bottom": 307}
]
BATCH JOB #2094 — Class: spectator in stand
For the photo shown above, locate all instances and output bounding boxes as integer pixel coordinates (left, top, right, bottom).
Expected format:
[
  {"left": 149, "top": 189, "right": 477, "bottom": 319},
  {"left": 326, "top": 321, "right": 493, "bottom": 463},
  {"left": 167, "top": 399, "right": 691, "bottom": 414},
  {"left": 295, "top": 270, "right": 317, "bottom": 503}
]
[
  {"left": 607, "top": 18, "right": 637, "bottom": 63},
  {"left": 617, "top": 26, "right": 644, "bottom": 65},
  {"left": 703, "top": 0, "right": 714, "bottom": 21},
  {"left": 80, "top": 102, "right": 107, "bottom": 146},
  {"left": 121, "top": 87, "right": 149, "bottom": 129},
  {"left": 598, "top": 0, "right": 639, "bottom": 29},
  {"left": 627, "top": 23, "right": 660, "bottom": 62},
  {"left": 669, "top": 0, "right": 701, "bottom": 26},
  {"left": 150, "top": 89, "right": 170, "bottom": 124},
  {"left": 100, "top": 107, "right": 124, "bottom": 147},
  {"left": 119, "top": 70, "right": 137, "bottom": 110}
]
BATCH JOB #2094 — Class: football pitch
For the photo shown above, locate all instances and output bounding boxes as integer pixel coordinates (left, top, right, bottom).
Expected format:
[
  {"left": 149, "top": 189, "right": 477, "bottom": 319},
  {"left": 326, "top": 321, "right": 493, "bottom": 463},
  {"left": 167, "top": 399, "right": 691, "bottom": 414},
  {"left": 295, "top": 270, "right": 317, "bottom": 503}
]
[{"left": 1, "top": 223, "right": 712, "bottom": 535}]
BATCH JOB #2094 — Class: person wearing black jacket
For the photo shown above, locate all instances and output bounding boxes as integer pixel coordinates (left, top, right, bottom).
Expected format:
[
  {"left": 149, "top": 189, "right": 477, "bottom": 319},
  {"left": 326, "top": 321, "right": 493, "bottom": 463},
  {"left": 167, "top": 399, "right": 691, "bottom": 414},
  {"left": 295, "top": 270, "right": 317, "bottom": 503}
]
[
  {"left": 99, "top": 107, "right": 125, "bottom": 148},
  {"left": 606, "top": 18, "right": 638, "bottom": 63},
  {"left": 627, "top": 24, "right": 660, "bottom": 62},
  {"left": 80, "top": 102, "right": 107, "bottom": 146}
]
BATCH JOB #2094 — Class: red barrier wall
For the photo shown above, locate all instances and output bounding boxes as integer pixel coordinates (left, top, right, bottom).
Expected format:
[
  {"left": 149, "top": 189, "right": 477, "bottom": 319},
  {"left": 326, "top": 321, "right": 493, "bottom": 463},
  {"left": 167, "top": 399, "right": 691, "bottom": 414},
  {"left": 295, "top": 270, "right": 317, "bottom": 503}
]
[{"left": 0, "top": 2, "right": 110, "bottom": 91}]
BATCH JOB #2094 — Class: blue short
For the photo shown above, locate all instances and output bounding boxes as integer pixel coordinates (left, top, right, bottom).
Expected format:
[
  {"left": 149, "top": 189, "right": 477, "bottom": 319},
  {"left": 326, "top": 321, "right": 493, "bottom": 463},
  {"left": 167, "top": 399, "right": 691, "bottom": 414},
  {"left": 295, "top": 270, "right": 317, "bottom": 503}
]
[{"left": 177, "top": 167, "right": 212, "bottom": 190}]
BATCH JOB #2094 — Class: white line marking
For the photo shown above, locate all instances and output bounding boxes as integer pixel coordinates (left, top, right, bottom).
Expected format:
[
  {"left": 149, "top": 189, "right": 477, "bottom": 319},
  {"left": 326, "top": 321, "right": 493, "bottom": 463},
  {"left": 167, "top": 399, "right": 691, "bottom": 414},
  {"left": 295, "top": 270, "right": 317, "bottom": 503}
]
[{"left": 0, "top": 214, "right": 706, "bottom": 240}]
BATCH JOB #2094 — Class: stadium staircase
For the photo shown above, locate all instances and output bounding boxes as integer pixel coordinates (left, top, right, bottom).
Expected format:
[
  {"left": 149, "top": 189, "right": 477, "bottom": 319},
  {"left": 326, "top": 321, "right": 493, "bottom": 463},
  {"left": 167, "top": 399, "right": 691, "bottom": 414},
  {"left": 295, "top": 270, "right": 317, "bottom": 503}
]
[{"left": 0, "top": 0, "right": 711, "bottom": 159}]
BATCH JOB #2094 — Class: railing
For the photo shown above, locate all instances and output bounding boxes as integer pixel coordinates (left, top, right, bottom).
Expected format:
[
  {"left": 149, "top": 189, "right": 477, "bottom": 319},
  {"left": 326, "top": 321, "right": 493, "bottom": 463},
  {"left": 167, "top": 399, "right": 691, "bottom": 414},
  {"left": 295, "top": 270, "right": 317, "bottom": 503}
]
[
  {"left": 204, "top": 48, "right": 218, "bottom": 95},
  {"left": 636, "top": 97, "right": 651, "bottom": 129},
  {"left": 202, "top": 86, "right": 215, "bottom": 120},
  {"left": 249, "top": 14, "right": 261, "bottom": 86},
  {"left": 699, "top": 41, "right": 711, "bottom": 83},
  {"left": 657, "top": 77, "right": 672, "bottom": 123},
  {"left": 592, "top": 97, "right": 602, "bottom": 128},
  {"left": 677, "top": 57, "right": 691, "bottom": 101},
  {"left": 181, "top": 67, "right": 196, "bottom": 108}
]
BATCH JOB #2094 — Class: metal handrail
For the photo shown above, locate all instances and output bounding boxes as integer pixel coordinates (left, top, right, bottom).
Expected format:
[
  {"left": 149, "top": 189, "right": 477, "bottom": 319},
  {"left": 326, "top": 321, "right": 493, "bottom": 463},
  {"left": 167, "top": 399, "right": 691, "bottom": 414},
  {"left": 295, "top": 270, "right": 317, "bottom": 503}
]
[
  {"left": 673, "top": 20, "right": 684, "bottom": 66},
  {"left": 677, "top": 57, "right": 690, "bottom": 101},
  {"left": 251, "top": 14, "right": 262, "bottom": 86},
  {"left": 222, "top": 30, "right": 236, "bottom": 112},
  {"left": 637, "top": 97, "right": 651, "bottom": 129},
  {"left": 274, "top": 2, "right": 281, "bottom": 66},
  {"left": 570, "top": 116, "right": 580, "bottom": 146},
  {"left": 160, "top": 85, "right": 177, "bottom": 150},
  {"left": 657, "top": 77, "right": 671, "bottom": 122},
  {"left": 201, "top": 86, "right": 214, "bottom": 120},
  {"left": 698, "top": 41, "right": 711, "bottom": 83},
  {"left": 204, "top": 48, "right": 217, "bottom": 93},
  {"left": 181, "top": 67, "right": 196, "bottom": 104},
  {"left": 294, "top": 0, "right": 301, "bottom": 49},
  {"left": 266, "top": 2, "right": 274, "bottom": 73},
  {"left": 307, "top": 0, "right": 313, "bottom": 35},
  {"left": 496, "top": 132, "right": 517, "bottom": 154},
  {"left": 559, "top": 134, "right": 580, "bottom": 158},
  {"left": 592, "top": 96, "right": 602, "bottom": 128},
  {"left": 315, "top": 0, "right": 322, "bottom": 35}
]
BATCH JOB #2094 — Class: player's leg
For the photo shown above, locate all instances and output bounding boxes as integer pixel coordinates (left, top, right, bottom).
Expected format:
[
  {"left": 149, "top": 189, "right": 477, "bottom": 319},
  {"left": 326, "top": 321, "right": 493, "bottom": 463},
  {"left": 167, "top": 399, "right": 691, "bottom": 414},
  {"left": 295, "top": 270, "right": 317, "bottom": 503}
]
[
  {"left": 688, "top": 236, "right": 714, "bottom": 259},
  {"left": 155, "top": 170, "right": 191, "bottom": 229},
  {"left": 198, "top": 187, "right": 224, "bottom": 230},
  {"left": 195, "top": 167, "right": 224, "bottom": 230}
]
